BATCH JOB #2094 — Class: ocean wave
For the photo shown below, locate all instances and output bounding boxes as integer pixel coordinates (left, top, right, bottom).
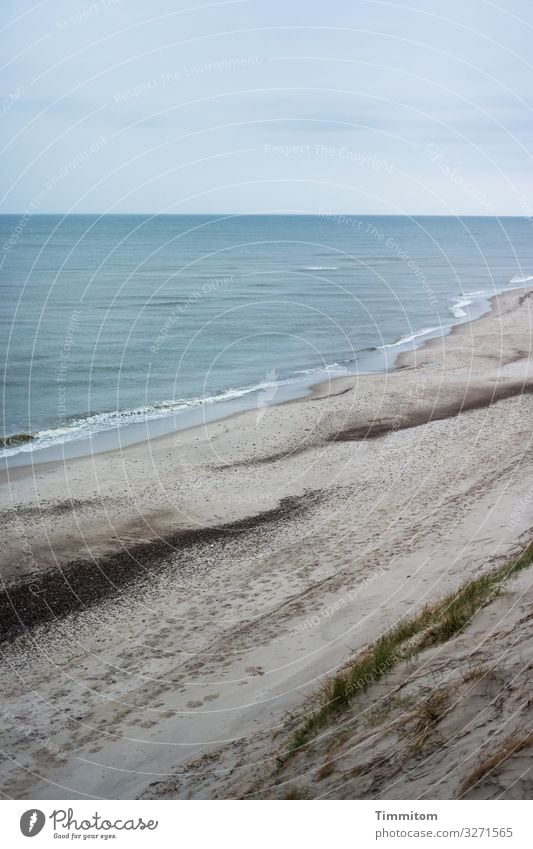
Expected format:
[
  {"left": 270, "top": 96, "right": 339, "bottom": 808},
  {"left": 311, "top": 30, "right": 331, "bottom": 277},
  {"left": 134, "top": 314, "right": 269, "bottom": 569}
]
[
  {"left": 380, "top": 326, "right": 441, "bottom": 349},
  {"left": 449, "top": 290, "right": 493, "bottom": 319},
  {"left": 294, "top": 362, "right": 346, "bottom": 376},
  {"left": 301, "top": 266, "right": 339, "bottom": 271},
  {"left": 510, "top": 273, "right": 533, "bottom": 284},
  {"left": 0, "top": 432, "right": 35, "bottom": 448},
  {"left": 0, "top": 374, "right": 319, "bottom": 459},
  {"left": 450, "top": 295, "right": 473, "bottom": 319},
  {"left": 0, "top": 396, "right": 224, "bottom": 459}
]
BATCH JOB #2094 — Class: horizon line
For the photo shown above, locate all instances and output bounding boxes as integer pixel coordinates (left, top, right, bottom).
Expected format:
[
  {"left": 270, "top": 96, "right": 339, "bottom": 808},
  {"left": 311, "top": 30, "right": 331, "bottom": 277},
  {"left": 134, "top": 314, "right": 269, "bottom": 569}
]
[{"left": 0, "top": 212, "right": 530, "bottom": 219}]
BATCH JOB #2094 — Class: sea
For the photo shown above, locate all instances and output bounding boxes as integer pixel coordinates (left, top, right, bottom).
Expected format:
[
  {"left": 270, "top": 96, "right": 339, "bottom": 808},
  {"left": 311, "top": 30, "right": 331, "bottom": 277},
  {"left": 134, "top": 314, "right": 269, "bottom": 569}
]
[{"left": 1, "top": 214, "right": 532, "bottom": 466}]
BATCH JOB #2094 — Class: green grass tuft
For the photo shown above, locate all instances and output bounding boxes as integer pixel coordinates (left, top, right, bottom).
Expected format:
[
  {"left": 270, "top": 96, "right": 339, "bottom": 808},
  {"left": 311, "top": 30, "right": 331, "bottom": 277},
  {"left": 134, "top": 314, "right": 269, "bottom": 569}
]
[{"left": 281, "top": 540, "right": 533, "bottom": 763}]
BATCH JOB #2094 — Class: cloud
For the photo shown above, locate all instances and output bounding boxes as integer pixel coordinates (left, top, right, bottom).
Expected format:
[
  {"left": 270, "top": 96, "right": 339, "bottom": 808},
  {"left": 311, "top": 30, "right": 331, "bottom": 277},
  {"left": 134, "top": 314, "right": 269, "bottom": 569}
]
[{"left": 1, "top": 0, "right": 532, "bottom": 214}]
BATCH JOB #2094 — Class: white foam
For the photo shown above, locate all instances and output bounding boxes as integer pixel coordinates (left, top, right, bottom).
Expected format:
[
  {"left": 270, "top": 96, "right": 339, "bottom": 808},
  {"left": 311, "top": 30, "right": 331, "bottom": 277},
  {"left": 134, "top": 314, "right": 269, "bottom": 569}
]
[
  {"left": 448, "top": 290, "right": 495, "bottom": 319},
  {"left": 380, "top": 326, "right": 441, "bottom": 349},
  {"left": 295, "top": 362, "right": 346, "bottom": 376},
  {"left": 450, "top": 295, "right": 473, "bottom": 319},
  {"left": 0, "top": 375, "right": 317, "bottom": 459},
  {"left": 510, "top": 273, "right": 533, "bottom": 284},
  {"left": 302, "top": 266, "right": 339, "bottom": 271}
]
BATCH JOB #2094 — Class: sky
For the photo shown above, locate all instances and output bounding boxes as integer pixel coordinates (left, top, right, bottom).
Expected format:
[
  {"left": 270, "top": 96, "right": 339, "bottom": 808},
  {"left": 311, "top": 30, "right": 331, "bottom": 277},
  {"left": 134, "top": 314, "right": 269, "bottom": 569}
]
[{"left": 1, "top": 0, "right": 532, "bottom": 215}]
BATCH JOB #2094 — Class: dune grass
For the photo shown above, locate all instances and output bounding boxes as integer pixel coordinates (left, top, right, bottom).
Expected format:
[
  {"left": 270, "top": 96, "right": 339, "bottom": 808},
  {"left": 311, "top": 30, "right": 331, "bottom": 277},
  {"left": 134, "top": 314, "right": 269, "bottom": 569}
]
[
  {"left": 283, "top": 541, "right": 533, "bottom": 762},
  {"left": 459, "top": 733, "right": 533, "bottom": 796}
]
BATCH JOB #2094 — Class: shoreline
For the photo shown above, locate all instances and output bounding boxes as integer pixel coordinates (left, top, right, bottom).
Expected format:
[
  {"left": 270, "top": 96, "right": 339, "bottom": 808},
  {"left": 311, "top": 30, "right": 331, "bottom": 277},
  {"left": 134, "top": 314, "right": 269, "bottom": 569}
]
[
  {"left": 0, "top": 285, "right": 510, "bottom": 470},
  {"left": 1, "top": 286, "right": 531, "bottom": 578},
  {"left": 0, "top": 284, "right": 532, "bottom": 799}
]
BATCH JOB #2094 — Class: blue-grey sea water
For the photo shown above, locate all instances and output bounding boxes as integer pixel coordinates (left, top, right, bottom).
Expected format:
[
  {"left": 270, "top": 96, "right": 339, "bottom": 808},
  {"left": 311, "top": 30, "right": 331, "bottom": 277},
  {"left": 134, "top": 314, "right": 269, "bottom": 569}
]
[{"left": 1, "top": 214, "right": 532, "bottom": 463}]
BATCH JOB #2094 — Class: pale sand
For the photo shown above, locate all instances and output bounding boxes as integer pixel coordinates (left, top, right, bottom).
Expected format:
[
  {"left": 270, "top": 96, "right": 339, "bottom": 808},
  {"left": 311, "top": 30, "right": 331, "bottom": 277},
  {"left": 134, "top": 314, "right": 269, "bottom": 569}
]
[{"left": 0, "top": 288, "right": 532, "bottom": 799}]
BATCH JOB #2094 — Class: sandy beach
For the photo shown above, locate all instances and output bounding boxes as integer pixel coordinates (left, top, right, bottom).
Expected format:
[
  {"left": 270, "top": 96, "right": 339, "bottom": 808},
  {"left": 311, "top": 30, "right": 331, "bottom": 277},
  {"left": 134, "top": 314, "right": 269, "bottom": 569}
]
[{"left": 0, "top": 287, "right": 532, "bottom": 800}]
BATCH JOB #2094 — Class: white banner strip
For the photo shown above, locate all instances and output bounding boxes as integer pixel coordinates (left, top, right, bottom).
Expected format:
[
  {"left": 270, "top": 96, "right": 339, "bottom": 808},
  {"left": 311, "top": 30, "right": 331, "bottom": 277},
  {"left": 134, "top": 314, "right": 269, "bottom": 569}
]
[{"left": 2, "top": 799, "right": 531, "bottom": 848}]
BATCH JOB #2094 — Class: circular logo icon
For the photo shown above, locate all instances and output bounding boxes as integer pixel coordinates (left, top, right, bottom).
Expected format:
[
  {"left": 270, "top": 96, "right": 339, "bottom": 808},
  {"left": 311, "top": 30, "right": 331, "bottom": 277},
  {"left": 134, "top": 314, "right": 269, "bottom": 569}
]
[{"left": 20, "top": 810, "right": 45, "bottom": 837}]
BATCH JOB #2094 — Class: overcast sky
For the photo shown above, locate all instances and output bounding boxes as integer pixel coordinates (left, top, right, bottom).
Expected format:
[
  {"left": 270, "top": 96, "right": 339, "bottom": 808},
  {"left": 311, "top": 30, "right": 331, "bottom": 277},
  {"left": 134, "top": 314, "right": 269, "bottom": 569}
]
[{"left": 1, "top": 0, "right": 532, "bottom": 215}]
